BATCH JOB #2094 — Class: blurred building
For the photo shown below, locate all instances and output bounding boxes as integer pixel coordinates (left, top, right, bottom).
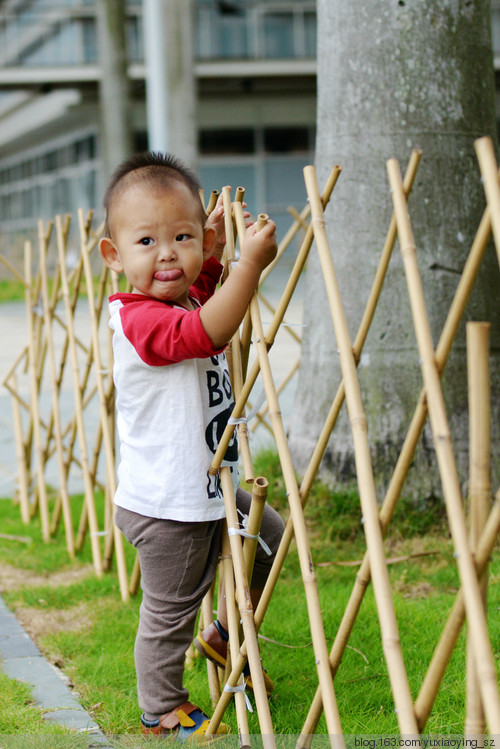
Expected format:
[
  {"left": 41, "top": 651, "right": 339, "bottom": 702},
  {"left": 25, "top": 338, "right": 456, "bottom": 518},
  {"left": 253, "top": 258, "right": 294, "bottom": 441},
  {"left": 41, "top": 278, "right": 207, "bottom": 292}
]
[{"left": 0, "top": 0, "right": 316, "bottom": 260}]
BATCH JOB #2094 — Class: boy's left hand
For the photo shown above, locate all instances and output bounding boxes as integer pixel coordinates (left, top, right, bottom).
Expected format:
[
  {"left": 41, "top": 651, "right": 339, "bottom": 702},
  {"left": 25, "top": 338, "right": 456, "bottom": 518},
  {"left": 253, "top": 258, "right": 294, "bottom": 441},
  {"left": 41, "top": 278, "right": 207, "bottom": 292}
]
[{"left": 205, "top": 190, "right": 251, "bottom": 261}]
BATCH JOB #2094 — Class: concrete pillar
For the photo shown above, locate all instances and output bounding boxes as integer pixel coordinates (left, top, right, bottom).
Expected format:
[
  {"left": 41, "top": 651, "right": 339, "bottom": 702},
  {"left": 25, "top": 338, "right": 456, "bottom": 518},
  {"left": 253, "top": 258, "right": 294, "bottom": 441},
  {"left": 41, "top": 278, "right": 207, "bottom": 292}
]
[
  {"left": 142, "top": 0, "right": 197, "bottom": 166},
  {"left": 96, "top": 0, "right": 133, "bottom": 179}
]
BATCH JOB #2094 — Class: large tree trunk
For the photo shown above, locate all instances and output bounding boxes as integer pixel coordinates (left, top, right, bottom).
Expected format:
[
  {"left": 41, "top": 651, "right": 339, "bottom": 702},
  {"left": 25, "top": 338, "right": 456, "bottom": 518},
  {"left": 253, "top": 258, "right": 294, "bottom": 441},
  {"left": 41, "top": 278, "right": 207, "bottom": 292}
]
[{"left": 290, "top": 0, "right": 500, "bottom": 500}]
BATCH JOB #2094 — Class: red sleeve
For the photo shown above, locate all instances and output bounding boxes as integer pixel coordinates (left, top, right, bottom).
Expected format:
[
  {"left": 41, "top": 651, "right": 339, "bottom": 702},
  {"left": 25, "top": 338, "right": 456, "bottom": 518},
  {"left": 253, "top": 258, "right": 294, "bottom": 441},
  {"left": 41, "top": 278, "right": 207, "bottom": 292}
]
[
  {"left": 189, "top": 256, "right": 223, "bottom": 305},
  {"left": 115, "top": 296, "right": 226, "bottom": 366}
]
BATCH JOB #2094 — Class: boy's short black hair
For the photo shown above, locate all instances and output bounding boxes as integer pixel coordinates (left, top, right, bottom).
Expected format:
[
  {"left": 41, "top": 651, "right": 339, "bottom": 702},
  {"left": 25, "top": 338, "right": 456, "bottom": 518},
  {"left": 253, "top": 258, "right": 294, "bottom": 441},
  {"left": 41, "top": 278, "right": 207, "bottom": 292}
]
[{"left": 103, "top": 151, "right": 206, "bottom": 237}]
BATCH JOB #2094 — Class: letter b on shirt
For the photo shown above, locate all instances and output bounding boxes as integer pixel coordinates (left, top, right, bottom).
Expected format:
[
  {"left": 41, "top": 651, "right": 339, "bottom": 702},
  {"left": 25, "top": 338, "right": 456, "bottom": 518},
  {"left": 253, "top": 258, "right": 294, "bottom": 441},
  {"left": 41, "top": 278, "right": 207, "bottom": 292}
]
[{"left": 206, "top": 369, "right": 232, "bottom": 407}]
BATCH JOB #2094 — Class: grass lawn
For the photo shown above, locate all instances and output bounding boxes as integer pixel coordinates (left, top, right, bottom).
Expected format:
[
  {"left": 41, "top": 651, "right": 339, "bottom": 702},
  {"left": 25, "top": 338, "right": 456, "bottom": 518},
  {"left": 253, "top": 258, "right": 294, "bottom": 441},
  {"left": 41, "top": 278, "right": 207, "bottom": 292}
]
[{"left": 0, "top": 449, "right": 499, "bottom": 742}]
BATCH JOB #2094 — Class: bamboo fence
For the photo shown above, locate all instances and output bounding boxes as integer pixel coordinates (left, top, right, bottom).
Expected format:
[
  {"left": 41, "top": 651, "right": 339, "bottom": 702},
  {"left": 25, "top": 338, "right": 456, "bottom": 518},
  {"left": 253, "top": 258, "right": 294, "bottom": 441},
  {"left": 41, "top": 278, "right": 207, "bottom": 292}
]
[{"left": 1, "top": 137, "right": 499, "bottom": 740}]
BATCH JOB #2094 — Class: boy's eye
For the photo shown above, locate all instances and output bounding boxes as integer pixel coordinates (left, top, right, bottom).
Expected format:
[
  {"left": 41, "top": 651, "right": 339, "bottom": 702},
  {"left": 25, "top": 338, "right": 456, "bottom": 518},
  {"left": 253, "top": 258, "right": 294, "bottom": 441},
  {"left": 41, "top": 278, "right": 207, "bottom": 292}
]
[
  {"left": 140, "top": 237, "right": 153, "bottom": 246},
  {"left": 176, "top": 233, "right": 190, "bottom": 242}
]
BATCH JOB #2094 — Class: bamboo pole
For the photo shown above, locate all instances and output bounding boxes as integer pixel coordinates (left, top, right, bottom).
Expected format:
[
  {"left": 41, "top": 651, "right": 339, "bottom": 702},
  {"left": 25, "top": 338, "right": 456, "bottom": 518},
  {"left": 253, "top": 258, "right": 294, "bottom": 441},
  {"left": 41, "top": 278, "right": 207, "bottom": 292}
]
[
  {"left": 226, "top": 194, "right": 254, "bottom": 482},
  {"left": 130, "top": 554, "right": 141, "bottom": 597},
  {"left": 256, "top": 291, "right": 345, "bottom": 739},
  {"left": 239, "top": 198, "right": 310, "bottom": 377},
  {"left": 61, "top": 242, "right": 105, "bottom": 552},
  {"left": 24, "top": 239, "right": 51, "bottom": 542},
  {"left": 212, "top": 156, "right": 490, "bottom": 736},
  {"left": 243, "top": 477, "right": 269, "bottom": 583},
  {"left": 305, "top": 197, "right": 494, "bottom": 736},
  {"left": 50, "top": 218, "right": 90, "bottom": 537},
  {"left": 206, "top": 189, "right": 219, "bottom": 216},
  {"left": 387, "top": 158, "right": 500, "bottom": 731},
  {"left": 36, "top": 220, "right": 65, "bottom": 483},
  {"left": 222, "top": 185, "right": 236, "bottom": 276},
  {"left": 210, "top": 165, "right": 342, "bottom": 474},
  {"left": 229, "top": 202, "right": 344, "bottom": 738},
  {"left": 304, "top": 163, "right": 419, "bottom": 735},
  {"left": 474, "top": 136, "right": 500, "bottom": 269},
  {"left": 300, "top": 165, "right": 425, "bottom": 724},
  {"left": 78, "top": 210, "right": 129, "bottom": 602},
  {"left": 295, "top": 152, "right": 424, "bottom": 546},
  {"left": 220, "top": 522, "right": 252, "bottom": 746},
  {"left": 56, "top": 215, "right": 103, "bottom": 577},
  {"left": 9, "top": 372, "right": 31, "bottom": 524},
  {"left": 2, "top": 347, "right": 29, "bottom": 391},
  {"left": 207, "top": 467, "right": 275, "bottom": 745},
  {"left": 0, "top": 252, "right": 27, "bottom": 285},
  {"left": 199, "top": 583, "right": 221, "bottom": 708},
  {"left": 26, "top": 243, "right": 48, "bottom": 517},
  {"left": 258, "top": 291, "right": 302, "bottom": 345},
  {"left": 103, "top": 376, "right": 119, "bottom": 571},
  {"left": 206, "top": 168, "right": 345, "bottom": 743},
  {"left": 259, "top": 202, "right": 311, "bottom": 286},
  {"left": 249, "top": 359, "right": 300, "bottom": 436},
  {"left": 465, "top": 322, "right": 491, "bottom": 736},
  {"left": 38, "top": 218, "right": 75, "bottom": 557},
  {"left": 256, "top": 213, "right": 269, "bottom": 231},
  {"left": 88, "top": 261, "right": 117, "bottom": 571},
  {"left": 415, "top": 483, "right": 500, "bottom": 728}
]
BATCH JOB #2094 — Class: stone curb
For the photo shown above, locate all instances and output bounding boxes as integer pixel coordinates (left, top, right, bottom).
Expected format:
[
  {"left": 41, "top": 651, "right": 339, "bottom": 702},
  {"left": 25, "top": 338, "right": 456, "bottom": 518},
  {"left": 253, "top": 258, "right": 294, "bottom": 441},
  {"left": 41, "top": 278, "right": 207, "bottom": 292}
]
[{"left": 0, "top": 595, "right": 113, "bottom": 747}]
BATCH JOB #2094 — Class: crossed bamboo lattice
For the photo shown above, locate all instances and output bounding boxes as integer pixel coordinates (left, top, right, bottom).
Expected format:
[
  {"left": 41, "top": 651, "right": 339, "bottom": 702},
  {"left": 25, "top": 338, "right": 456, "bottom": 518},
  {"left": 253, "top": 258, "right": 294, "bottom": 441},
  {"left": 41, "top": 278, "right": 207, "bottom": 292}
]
[{"left": 1, "top": 136, "right": 499, "bottom": 742}]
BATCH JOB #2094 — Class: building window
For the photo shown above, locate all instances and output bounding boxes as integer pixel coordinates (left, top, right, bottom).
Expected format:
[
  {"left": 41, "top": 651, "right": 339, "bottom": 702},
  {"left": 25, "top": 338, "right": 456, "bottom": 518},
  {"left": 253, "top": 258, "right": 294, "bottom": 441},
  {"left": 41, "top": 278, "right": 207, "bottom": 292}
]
[
  {"left": 199, "top": 129, "right": 255, "bottom": 155},
  {"left": 263, "top": 127, "right": 311, "bottom": 154},
  {"left": 262, "top": 13, "right": 295, "bottom": 59},
  {"left": 304, "top": 11, "right": 316, "bottom": 57},
  {"left": 196, "top": 4, "right": 248, "bottom": 60},
  {"left": 195, "top": 1, "right": 316, "bottom": 61}
]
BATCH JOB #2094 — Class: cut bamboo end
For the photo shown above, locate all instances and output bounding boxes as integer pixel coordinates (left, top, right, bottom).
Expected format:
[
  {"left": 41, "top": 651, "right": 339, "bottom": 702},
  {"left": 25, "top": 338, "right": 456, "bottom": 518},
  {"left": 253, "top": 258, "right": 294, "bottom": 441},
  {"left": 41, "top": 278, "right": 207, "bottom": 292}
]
[
  {"left": 256, "top": 213, "right": 269, "bottom": 231},
  {"left": 235, "top": 186, "right": 245, "bottom": 202},
  {"left": 252, "top": 476, "right": 269, "bottom": 500},
  {"left": 206, "top": 189, "right": 220, "bottom": 215}
]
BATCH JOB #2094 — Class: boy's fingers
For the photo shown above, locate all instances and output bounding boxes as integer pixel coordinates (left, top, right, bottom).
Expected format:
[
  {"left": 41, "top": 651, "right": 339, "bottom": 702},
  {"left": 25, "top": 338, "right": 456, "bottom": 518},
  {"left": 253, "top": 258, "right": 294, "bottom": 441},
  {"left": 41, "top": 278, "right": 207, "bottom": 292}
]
[{"left": 246, "top": 219, "right": 276, "bottom": 237}]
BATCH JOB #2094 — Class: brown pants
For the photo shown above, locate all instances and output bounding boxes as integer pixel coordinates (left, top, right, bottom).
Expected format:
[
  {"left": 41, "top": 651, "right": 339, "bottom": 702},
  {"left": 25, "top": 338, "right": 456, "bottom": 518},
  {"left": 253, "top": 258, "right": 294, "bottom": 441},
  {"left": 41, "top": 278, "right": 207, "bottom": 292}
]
[{"left": 115, "top": 487, "right": 285, "bottom": 716}]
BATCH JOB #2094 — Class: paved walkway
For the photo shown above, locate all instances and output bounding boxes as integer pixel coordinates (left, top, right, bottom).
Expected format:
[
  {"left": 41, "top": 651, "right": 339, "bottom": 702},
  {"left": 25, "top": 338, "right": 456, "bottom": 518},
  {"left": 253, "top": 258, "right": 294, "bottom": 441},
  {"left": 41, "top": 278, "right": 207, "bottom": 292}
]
[{"left": 0, "top": 595, "right": 113, "bottom": 746}]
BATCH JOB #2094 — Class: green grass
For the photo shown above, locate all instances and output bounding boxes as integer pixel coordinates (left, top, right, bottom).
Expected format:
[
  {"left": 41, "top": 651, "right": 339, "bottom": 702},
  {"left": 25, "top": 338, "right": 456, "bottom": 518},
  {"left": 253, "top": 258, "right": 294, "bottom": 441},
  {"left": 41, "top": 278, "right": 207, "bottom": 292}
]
[
  {"left": 0, "top": 452, "right": 499, "bottom": 740},
  {"left": 0, "top": 274, "right": 128, "bottom": 305},
  {"left": 0, "top": 670, "right": 73, "bottom": 736},
  {"left": 0, "top": 278, "right": 26, "bottom": 302}
]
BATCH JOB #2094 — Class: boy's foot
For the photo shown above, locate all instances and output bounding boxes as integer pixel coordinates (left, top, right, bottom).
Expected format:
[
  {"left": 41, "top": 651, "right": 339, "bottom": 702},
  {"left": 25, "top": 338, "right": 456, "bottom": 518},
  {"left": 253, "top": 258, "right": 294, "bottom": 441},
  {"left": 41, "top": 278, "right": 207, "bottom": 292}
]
[
  {"left": 140, "top": 702, "right": 229, "bottom": 741},
  {"left": 193, "top": 620, "right": 274, "bottom": 696}
]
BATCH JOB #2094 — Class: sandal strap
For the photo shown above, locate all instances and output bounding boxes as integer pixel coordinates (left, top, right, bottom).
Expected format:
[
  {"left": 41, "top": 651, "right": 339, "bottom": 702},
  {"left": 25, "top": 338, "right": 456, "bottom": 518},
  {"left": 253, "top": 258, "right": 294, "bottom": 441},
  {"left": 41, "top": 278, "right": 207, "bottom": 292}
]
[
  {"left": 159, "top": 701, "right": 199, "bottom": 730},
  {"left": 213, "top": 619, "right": 229, "bottom": 642}
]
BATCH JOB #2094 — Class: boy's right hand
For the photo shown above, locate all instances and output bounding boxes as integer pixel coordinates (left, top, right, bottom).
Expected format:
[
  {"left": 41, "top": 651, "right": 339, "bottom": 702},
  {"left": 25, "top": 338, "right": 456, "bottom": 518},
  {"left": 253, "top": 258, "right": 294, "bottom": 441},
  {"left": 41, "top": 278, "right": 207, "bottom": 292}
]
[
  {"left": 238, "top": 219, "right": 278, "bottom": 275},
  {"left": 199, "top": 214, "right": 278, "bottom": 349}
]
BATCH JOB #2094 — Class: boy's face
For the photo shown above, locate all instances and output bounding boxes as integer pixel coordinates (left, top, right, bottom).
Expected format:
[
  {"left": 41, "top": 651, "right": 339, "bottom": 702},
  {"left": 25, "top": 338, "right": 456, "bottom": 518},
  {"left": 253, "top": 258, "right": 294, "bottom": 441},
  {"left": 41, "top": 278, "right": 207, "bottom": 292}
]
[{"left": 99, "top": 180, "right": 214, "bottom": 306}]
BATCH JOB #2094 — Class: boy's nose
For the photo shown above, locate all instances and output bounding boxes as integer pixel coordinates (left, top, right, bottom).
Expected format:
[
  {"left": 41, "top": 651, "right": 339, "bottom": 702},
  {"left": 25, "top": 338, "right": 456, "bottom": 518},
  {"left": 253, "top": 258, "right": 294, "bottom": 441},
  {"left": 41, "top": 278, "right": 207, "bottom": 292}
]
[{"left": 159, "top": 243, "right": 177, "bottom": 260}]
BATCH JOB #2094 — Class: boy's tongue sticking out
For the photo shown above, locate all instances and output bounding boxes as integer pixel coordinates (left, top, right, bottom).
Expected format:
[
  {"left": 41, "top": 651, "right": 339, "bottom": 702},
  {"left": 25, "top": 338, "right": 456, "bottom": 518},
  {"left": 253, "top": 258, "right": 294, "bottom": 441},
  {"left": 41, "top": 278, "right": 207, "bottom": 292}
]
[{"left": 154, "top": 269, "right": 182, "bottom": 282}]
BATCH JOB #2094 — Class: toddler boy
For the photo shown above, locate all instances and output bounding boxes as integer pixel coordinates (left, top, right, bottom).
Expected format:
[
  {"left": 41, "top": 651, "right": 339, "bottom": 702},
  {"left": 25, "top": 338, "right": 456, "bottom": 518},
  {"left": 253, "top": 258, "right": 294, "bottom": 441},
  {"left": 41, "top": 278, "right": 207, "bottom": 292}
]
[{"left": 99, "top": 152, "right": 284, "bottom": 738}]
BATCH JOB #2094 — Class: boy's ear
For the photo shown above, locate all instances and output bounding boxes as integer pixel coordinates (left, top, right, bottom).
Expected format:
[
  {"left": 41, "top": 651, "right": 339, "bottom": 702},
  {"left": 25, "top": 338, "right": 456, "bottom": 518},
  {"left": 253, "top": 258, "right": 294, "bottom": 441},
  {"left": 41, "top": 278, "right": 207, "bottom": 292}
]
[
  {"left": 99, "top": 237, "right": 124, "bottom": 273},
  {"left": 202, "top": 226, "right": 216, "bottom": 260}
]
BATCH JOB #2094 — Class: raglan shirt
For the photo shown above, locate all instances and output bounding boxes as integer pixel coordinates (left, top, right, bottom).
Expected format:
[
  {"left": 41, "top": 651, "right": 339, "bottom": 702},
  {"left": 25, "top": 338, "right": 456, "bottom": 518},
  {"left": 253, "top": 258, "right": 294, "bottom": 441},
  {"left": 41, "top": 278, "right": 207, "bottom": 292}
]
[{"left": 108, "top": 256, "right": 239, "bottom": 522}]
